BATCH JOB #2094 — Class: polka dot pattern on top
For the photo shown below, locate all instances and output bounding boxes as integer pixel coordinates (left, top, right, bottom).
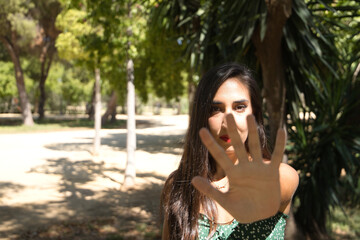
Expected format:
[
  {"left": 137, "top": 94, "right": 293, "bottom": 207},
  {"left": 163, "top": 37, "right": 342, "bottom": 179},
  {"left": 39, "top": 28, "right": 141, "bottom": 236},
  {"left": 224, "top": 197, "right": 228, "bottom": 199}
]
[{"left": 198, "top": 212, "right": 288, "bottom": 240}]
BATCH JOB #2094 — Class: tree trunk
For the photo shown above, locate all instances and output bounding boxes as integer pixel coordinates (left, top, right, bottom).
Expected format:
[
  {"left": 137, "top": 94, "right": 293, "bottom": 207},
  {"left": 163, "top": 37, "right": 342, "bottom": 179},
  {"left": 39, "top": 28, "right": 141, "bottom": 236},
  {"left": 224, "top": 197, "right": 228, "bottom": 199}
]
[
  {"left": 187, "top": 67, "right": 196, "bottom": 116},
  {"left": 123, "top": 1, "right": 136, "bottom": 188},
  {"left": 252, "top": 0, "right": 291, "bottom": 145},
  {"left": 38, "top": 41, "right": 55, "bottom": 120},
  {"left": 87, "top": 82, "right": 96, "bottom": 120},
  {"left": 101, "top": 90, "right": 117, "bottom": 124},
  {"left": 0, "top": 35, "right": 34, "bottom": 126},
  {"left": 35, "top": 0, "right": 61, "bottom": 119},
  {"left": 252, "top": 1, "right": 310, "bottom": 239},
  {"left": 93, "top": 67, "right": 101, "bottom": 156},
  {"left": 124, "top": 58, "right": 136, "bottom": 187}
]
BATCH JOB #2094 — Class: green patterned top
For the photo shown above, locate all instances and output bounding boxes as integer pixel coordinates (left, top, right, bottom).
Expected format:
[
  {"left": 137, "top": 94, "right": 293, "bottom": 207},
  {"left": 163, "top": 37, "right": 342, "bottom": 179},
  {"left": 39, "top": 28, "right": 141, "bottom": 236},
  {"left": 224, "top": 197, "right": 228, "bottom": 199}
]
[{"left": 198, "top": 212, "right": 288, "bottom": 240}]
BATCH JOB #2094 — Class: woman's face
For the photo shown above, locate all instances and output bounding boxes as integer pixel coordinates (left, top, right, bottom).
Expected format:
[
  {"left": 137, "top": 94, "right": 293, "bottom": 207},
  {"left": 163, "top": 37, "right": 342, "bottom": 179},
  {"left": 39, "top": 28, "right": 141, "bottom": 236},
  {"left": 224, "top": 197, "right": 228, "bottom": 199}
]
[{"left": 208, "top": 78, "right": 253, "bottom": 154}]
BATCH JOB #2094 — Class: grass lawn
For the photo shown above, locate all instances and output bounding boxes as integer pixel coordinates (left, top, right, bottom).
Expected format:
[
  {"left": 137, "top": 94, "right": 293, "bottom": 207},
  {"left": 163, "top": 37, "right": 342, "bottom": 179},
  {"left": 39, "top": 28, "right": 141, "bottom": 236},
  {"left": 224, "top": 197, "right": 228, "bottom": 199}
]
[{"left": 0, "top": 115, "right": 126, "bottom": 133}]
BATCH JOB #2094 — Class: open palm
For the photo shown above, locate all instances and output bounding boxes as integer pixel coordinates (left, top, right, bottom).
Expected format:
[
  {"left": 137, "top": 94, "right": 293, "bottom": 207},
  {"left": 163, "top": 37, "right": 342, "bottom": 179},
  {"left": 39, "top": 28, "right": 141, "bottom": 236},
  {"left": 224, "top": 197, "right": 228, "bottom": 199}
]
[{"left": 192, "top": 114, "right": 285, "bottom": 223}]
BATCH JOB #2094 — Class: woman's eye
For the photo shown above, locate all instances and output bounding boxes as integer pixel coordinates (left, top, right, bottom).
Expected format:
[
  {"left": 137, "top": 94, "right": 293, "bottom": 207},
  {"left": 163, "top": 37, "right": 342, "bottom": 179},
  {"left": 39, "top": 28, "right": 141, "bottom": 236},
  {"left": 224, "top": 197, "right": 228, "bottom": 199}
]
[
  {"left": 210, "top": 106, "right": 221, "bottom": 113},
  {"left": 235, "top": 105, "right": 247, "bottom": 112}
]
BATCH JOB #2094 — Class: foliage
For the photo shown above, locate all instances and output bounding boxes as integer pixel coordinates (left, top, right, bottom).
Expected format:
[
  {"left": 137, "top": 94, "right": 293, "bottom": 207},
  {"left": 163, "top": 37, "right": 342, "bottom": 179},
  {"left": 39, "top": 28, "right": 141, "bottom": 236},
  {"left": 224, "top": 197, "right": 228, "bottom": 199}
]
[
  {"left": 0, "top": 57, "right": 95, "bottom": 114},
  {"left": 0, "top": 61, "right": 18, "bottom": 112},
  {"left": 135, "top": 19, "right": 187, "bottom": 102},
  {"left": 0, "top": 43, "right": 9, "bottom": 61},
  {"left": 288, "top": 67, "right": 360, "bottom": 236},
  {"left": 56, "top": 0, "right": 132, "bottom": 106},
  {"left": 0, "top": 61, "right": 17, "bottom": 98},
  {"left": 61, "top": 67, "right": 93, "bottom": 105},
  {"left": 0, "top": 0, "right": 190, "bottom": 114},
  {"left": 0, "top": 0, "right": 37, "bottom": 45},
  {"left": 55, "top": 0, "right": 186, "bottom": 106},
  {"left": 285, "top": 0, "right": 360, "bottom": 237},
  {"left": 151, "top": 0, "right": 269, "bottom": 73},
  {"left": 44, "top": 61, "right": 93, "bottom": 112},
  {"left": 0, "top": 58, "right": 38, "bottom": 112},
  {"left": 55, "top": 9, "right": 93, "bottom": 61}
]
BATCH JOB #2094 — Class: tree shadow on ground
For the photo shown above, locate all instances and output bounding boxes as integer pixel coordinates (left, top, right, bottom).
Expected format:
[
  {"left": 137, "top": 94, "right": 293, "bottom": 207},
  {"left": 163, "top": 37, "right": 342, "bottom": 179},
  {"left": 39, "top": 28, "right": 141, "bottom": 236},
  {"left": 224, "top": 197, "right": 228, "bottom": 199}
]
[
  {"left": 44, "top": 132, "right": 185, "bottom": 155},
  {"left": 0, "top": 157, "right": 165, "bottom": 239},
  {"left": 0, "top": 182, "right": 24, "bottom": 199}
]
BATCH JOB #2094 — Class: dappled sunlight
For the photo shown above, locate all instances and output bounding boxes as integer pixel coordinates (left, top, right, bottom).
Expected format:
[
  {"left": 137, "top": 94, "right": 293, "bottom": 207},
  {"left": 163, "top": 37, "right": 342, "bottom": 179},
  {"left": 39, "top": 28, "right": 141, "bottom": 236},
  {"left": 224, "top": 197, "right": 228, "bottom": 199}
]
[
  {"left": 1, "top": 156, "right": 168, "bottom": 239},
  {"left": 0, "top": 115, "right": 187, "bottom": 239}
]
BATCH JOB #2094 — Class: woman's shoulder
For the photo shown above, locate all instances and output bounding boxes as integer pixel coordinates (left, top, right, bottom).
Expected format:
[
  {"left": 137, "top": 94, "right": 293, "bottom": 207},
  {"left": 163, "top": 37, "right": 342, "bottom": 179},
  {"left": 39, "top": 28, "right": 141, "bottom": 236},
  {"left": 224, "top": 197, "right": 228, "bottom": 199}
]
[
  {"left": 279, "top": 163, "right": 299, "bottom": 187},
  {"left": 279, "top": 163, "right": 299, "bottom": 208}
]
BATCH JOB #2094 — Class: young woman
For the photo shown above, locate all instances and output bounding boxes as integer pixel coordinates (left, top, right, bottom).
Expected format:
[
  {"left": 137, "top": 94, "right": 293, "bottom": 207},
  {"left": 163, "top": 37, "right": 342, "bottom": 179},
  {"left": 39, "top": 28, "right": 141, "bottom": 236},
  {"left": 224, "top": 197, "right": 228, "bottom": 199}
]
[{"left": 161, "top": 63, "right": 299, "bottom": 239}]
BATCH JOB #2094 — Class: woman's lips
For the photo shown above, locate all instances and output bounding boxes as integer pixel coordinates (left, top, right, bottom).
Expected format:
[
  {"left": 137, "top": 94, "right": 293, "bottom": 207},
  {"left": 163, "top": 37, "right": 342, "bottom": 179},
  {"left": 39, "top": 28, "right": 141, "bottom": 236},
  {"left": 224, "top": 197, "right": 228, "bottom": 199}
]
[{"left": 220, "top": 135, "right": 231, "bottom": 143}]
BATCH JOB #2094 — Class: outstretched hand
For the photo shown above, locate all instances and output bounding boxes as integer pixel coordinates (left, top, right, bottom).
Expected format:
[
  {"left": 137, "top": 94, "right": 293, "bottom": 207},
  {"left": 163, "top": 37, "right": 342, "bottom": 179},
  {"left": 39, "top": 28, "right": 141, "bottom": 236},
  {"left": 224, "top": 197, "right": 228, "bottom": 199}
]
[{"left": 191, "top": 114, "right": 286, "bottom": 223}]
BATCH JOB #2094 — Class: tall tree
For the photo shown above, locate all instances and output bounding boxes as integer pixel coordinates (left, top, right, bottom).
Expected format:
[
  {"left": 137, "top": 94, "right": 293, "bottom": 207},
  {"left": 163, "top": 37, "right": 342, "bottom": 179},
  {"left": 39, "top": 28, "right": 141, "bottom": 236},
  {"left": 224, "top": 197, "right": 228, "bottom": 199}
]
[
  {"left": 31, "top": 0, "right": 62, "bottom": 120},
  {"left": 84, "top": 0, "right": 151, "bottom": 187},
  {"left": 57, "top": 0, "right": 149, "bottom": 170},
  {"left": 0, "top": 0, "right": 35, "bottom": 125},
  {"left": 123, "top": 0, "right": 150, "bottom": 187},
  {"left": 56, "top": 1, "right": 104, "bottom": 156}
]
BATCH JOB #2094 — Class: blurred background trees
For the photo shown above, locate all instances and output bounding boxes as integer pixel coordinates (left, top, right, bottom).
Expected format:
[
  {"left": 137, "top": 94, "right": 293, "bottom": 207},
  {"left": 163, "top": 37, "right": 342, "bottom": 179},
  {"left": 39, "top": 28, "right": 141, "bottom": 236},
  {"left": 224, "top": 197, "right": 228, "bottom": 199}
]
[
  {"left": 0, "top": 0, "right": 37, "bottom": 125},
  {"left": 0, "top": 0, "right": 359, "bottom": 239}
]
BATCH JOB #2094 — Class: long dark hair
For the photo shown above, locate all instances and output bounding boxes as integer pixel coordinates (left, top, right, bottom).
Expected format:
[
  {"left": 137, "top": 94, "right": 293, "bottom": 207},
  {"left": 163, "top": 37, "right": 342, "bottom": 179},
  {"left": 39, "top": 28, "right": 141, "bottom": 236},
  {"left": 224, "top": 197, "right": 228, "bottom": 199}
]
[{"left": 161, "top": 63, "right": 270, "bottom": 239}]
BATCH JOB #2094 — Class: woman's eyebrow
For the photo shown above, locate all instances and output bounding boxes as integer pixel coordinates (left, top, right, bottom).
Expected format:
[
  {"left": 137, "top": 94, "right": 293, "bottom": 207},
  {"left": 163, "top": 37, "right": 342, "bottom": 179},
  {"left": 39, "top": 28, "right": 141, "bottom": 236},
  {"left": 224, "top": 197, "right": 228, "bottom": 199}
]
[
  {"left": 234, "top": 99, "right": 249, "bottom": 104},
  {"left": 211, "top": 101, "right": 223, "bottom": 105},
  {"left": 211, "top": 99, "right": 249, "bottom": 105}
]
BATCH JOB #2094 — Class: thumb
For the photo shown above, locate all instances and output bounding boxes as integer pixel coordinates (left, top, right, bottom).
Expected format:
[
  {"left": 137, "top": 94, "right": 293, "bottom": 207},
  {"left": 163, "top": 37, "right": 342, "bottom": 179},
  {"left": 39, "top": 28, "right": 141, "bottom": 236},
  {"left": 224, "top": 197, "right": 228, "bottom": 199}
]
[{"left": 192, "top": 176, "right": 225, "bottom": 203}]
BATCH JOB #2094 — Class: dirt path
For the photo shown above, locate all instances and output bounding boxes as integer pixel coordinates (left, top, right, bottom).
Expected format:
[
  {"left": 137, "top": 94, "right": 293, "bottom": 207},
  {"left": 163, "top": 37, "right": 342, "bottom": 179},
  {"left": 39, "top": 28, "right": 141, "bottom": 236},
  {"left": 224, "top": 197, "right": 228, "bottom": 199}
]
[{"left": 0, "top": 114, "right": 188, "bottom": 240}]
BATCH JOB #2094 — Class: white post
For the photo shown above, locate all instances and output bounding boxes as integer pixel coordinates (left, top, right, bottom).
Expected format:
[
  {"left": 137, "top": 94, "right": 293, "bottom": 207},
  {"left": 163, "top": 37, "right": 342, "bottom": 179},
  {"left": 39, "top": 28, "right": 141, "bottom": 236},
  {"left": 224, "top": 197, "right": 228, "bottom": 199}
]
[
  {"left": 124, "top": 58, "right": 136, "bottom": 187},
  {"left": 93, "top": 67, "right": 101, "bottom": 156}
]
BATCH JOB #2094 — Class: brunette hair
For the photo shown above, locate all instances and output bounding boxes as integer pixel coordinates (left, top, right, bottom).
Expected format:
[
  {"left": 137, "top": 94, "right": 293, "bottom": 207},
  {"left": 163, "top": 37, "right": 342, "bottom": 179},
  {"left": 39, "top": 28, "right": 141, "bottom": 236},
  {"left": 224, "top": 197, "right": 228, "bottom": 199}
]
[{"left": 161, "top": 63, "right": 270, "bottom": 239}]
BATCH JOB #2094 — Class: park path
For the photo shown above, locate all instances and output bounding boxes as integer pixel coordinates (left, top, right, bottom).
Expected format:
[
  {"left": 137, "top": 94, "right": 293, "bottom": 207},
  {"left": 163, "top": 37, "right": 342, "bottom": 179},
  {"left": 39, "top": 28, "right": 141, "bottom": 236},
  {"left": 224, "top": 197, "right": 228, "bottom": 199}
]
[{"left": 0, "top": 114, "right": 188, "bottom": 239}]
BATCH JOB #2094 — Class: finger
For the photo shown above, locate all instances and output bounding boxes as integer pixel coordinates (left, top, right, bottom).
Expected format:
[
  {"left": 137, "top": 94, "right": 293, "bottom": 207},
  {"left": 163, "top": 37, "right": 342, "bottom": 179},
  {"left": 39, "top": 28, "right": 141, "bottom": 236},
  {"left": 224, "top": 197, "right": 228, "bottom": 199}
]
[
  {"left": 199, "top": 128, "right": 234, "bottom": 172},
  {"left": 226, "top": 114, "right": 248, "bottom": 163},
  {"left": 271, "top": 128, "right": 286, "bottom": 168},
  {"left": 192, "top": 176, "right": 225, "bottom": 202},
  {"left": 247, "top": 115, "right": 263, "bottom": 162}
]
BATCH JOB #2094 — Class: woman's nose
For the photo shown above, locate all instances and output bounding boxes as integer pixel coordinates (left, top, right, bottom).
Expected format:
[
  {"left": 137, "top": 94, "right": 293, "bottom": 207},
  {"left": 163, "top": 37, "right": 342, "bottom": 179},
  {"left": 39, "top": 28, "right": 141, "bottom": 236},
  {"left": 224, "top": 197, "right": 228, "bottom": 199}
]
[
  {"left": 221, "top": 113, "right": 229, "bottom": 128},
  {"left": 224, "top": 107, "right": 232, "bottom": 115},
  {"left": 222, "top": 118, "right": 227, "bottom": 128}
]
